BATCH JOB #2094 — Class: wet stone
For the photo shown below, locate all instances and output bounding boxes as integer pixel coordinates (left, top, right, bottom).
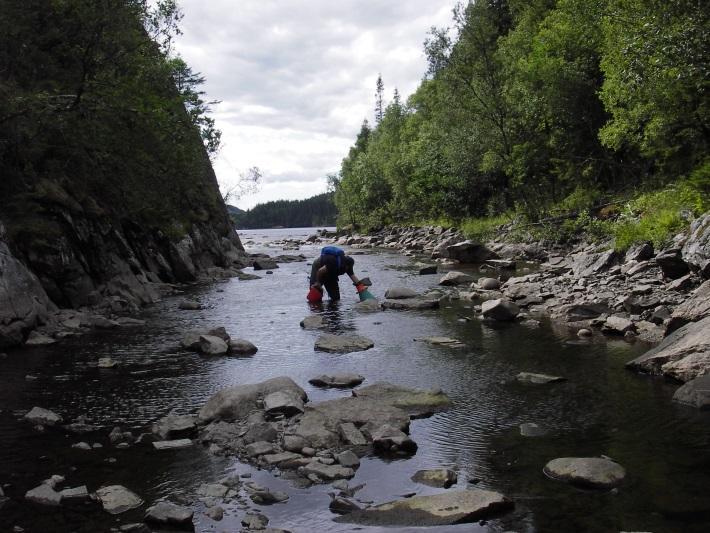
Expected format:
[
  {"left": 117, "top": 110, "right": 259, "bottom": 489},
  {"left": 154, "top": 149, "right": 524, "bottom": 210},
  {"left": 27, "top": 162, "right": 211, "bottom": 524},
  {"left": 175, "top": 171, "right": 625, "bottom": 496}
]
[
  {"left": 308, "top": 373, "right": 365, "bottom": 388},
  {"left": 152, "top": 439, "right": 193, "bottom": 451},
  {"left": 246, "top": 441, "right": 278, "bottom": 457},
  {"left": 339, "top": 423, "right": 367, "bottom": 446},
  {"left": 144, "top": 501, "right": 194, "bottom": 530},
  {"left": 544, "top": 457, "right": 626, "bottom": 489},
  {"left": 196, "top": 483, "right": 229, "bottom": 498},
  {"left": 263, "top": 390, "right": 304, "bottom": 418},
  {"left": 314, "top": 334, "right": 374, "bottom": 354},
  {"left": 520, "top": 423, "right": 547, "bottom": 437},
  {"left": 228, "top": 338, "right": 258, "bottom": 355},
  {"left": 336, "top": 450, "right": 360, "bottom": 469},
  {"left": 516, "top": 372, "right": 566, "bottom": 385},
  {"left": 25, "top": 484, "right": 62, "bottom": 506},
  {"left": 24, "top": 407, "right": 62, "bottom": 426},
  {"left": 300, "top": 315, "right": 325, "bottom": 329},
  {"left": 60, "top": 486, "right": 90, "bottom": 502},
  {"left": 411, "top": 468, "right": 458, "bottom": 488},
  {"left": 96, "top": 485, "right": 144, "bottom": 514}
]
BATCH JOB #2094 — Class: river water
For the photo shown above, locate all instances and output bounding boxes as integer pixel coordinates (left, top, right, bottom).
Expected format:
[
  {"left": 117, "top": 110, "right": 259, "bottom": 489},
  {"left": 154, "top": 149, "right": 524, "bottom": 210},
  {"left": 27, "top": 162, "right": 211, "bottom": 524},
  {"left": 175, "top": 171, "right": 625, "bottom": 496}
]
[{"left": 1, "top": 227, "right": 709, "bottom": 533}]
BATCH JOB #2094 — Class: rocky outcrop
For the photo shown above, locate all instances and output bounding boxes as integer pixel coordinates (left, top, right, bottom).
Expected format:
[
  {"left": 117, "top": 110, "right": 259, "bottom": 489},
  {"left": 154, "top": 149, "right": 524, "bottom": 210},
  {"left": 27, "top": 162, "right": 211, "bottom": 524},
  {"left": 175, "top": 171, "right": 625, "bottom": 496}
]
[
  {"left": 0, "top": 226, "right": 57, "bottom": 348},
  {"left": 672, "top": 374, "right": 710, "bottom": 409},
  {"left": 667, "top": 280, "right": 710, "bottom": 333},
  {"left": 626, "top": 316, "right": 710, "bottom": 382},
  {"left": 682, "top": 214, "right": 710, "bottom": 278}
]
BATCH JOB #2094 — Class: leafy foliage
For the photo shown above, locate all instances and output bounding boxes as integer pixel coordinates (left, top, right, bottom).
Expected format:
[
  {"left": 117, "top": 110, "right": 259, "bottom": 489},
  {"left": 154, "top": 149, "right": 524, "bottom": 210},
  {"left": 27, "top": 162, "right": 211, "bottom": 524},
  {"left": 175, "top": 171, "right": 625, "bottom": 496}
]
[
  {"left": 0, "top": 0, "right": 227, "bottom": 245},
  {"left": 331, "top": 0, "right": 708, "bottom": 233}
]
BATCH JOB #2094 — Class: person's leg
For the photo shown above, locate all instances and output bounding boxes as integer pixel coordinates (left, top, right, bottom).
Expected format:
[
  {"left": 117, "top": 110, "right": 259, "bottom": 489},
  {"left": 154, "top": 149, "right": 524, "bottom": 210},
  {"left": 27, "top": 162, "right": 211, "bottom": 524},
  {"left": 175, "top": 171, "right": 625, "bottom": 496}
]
[
  {"left": 323, "top": 277, "right": 340, "bottom": 300},
  {"left": 309, "top": 258, "right": 321, "bottom": 285}
]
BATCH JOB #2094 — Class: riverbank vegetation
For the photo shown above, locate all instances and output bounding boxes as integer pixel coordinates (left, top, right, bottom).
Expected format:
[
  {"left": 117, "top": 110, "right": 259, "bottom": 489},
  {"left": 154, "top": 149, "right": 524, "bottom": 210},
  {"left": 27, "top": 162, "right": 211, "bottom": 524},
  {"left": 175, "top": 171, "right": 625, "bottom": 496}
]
[
  {"left": 0, "top": 0, "right": 227, "bottom": 247},
  {"left": 331, "top": 0, "right": 708, "bottom": 249}
]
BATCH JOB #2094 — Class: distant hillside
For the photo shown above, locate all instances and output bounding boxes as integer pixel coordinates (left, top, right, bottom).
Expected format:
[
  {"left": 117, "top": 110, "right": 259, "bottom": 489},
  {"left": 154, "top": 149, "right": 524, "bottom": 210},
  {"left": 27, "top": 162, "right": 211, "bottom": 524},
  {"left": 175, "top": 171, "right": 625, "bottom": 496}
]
[
  {"left": 226, "top": 204, "right": 245, "bottom": 221},
  {"left": 234, "top": 193, "right": 336, "bottom": 229}
]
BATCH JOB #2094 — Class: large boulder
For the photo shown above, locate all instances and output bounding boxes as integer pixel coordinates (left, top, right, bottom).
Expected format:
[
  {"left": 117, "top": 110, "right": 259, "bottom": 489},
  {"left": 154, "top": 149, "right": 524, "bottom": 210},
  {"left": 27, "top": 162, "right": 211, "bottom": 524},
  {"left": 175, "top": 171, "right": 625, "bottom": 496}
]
[
  {"left": 626, "top": 316, "right": 710, "bottom": 382},
  {"left": 446, "top": 241, "right": 498, "bottom": 264},
  {"left": 682, "top": 214, "right": 710, "bottom": 278},
  {"left": 384, "top": 287, "right": 418, "bottom": 299},
  {"left": 25, "top": 484, "right": 62, "bottom": 506},
  {"left": 144, "top": 502, "right": 194, "bottom": 530},
  {"left": 667, "top": 280, "right": 710, "bottom": 333},
  {"left": 439, "top": 271, "right": 475, "bottom": 286},
  {"left": 543, "top": 457, "right": 626, "bottom": 489},
  {"left": 571, "top": 250, "right": 618, "bottom": 278},
  {"left": 0, "top": 231, "right": 56, "bottom": 348},
  {"left": 655, "top": 248, "right": 690, "bottom": 279},
  {"left": 314, "top": 334, "right": 374, "bottom": 354},
  {"left": 335, "top": 489, "right": 513, "bottom": 527},
  {"left": 481, "top": 299, "right": 519, "bottom": 321},
  {"left": 672, "top": 374, "right": 710, "bottom": 409},
  {"left": 198, "top": 377, "right": 307, "bottom": 422},
  {"left": 96, "top": 485, "right": 144, "bottom": 514}
]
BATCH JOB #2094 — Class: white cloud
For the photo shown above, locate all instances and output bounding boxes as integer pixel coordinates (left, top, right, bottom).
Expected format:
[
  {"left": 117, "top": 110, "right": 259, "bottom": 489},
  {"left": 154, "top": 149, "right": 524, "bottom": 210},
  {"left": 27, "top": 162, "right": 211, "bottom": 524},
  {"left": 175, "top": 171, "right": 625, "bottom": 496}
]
[{"left": 175, "top": 0, "right": 457, "bottom": 209}]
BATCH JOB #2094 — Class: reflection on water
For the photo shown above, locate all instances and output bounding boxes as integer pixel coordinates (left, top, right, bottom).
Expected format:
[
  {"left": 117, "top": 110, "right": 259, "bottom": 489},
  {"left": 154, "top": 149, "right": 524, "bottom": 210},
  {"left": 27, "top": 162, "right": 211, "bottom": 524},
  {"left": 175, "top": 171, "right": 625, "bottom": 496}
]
[{"left": 1, "top": 227, "right": 709, "bottom": 532}]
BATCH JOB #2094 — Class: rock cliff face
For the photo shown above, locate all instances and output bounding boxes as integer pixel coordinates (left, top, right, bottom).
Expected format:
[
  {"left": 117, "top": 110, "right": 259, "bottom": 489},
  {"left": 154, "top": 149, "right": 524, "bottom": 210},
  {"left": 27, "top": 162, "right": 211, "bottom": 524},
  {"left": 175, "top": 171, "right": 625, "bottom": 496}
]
[{"left": 0, "top": 186, "right": 246, "bottom": 348}]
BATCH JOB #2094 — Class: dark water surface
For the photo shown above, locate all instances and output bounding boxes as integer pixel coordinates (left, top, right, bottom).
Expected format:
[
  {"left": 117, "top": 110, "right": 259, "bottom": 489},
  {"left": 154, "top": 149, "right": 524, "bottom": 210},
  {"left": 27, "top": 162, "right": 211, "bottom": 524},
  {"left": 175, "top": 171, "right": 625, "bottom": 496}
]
[{"left": 1, "top": 228, "right": 709, "bottom": 533}]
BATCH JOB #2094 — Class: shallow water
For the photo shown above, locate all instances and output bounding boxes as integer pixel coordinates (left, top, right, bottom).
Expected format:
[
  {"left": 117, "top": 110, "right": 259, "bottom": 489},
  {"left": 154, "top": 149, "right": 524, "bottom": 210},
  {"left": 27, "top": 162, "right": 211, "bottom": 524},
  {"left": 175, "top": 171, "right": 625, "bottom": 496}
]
[{"left": 1, "top": 227, "right": 709, "bottom": 533}]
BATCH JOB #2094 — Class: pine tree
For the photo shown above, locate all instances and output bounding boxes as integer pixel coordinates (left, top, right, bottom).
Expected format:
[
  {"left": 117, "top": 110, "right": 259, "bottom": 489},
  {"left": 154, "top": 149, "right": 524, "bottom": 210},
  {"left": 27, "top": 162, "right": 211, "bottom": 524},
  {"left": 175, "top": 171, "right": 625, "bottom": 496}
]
[{"left": 375, "top": 74, "right": 385, "bottom": 124}]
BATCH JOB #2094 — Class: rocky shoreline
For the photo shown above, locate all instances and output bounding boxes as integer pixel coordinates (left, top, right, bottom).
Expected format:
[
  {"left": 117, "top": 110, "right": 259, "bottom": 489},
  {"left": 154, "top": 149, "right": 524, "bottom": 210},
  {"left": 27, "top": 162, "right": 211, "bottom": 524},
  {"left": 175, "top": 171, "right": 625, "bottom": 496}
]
[{"left": 331, "top": 215, "right": 710, "bottom": 408}]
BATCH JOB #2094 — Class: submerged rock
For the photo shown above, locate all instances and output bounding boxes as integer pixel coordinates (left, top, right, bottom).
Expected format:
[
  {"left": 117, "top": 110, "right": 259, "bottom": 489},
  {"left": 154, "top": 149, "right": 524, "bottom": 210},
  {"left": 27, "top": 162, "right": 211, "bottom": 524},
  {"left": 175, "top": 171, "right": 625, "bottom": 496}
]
[
  {"left": 544, "top": 457, "right": 626, "bottom": 489},
  {"left": 96, "top": 485, "right": 144, "bottom": 514},
  {"left": 414, "top": 336, "right": 466, "bottom": 348},
  {"left": 520, "top": 423, "right": 548, "bottom": 437},
  {"left": 314, "top": 334, "right": 374, "bottom": 354},
  {"left": 673, "top": 374, "right": 710, "bottom": 409},
  {"left": 411, "top": 468, "right": 458, "bottom": 488},
  {"left": 382, "top": 297, "right": 439, "bottom": 310},
  {"left": 144, "top": 501, "right": 194, "bottom": 530},
  {"left": 336, "top": 489, "right": 513, "bottom": 526},
  {"left": 24, "top": 407, "right": 62, "bottom": 426},
  {"left": 300, "top": 315, "right": 325, "bottom": 329},
  {"left": 308, "top": 373, "right": 365, "bottom": 388},
  {"left": 516, "top": 372, "right": 566, "bottom": 385},
  {"left": 354, "top": 299, "right": 383, "bottom": 312},
  {"left": 178, "top": 300, "right": 202, "bottom": 310}
]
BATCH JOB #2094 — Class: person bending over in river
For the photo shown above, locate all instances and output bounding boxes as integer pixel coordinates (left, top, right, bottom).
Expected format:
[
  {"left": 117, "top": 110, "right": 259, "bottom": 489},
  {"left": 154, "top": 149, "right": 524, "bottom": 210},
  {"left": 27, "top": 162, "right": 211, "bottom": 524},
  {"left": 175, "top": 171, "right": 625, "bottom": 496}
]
[{"left": 307, "top": 246, "right": 369, "bottom": 302}]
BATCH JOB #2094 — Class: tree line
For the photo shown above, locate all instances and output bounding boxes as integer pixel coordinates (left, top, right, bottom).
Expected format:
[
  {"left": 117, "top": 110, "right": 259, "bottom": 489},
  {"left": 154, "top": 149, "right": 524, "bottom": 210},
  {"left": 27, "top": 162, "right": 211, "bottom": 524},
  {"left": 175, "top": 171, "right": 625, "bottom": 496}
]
[
  {"left": 332, "top": 0, "right": 708, "bottom": 231},
  {"left": 232, "top": 193, "right": 337, "bottom": 229}
]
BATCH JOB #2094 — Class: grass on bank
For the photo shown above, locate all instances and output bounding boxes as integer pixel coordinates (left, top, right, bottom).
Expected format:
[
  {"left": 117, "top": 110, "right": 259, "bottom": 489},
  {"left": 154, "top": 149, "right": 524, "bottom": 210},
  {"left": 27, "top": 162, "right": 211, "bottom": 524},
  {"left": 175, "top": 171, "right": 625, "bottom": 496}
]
[{"left": 411, "top": 170, "right": 709, "bottom": 250}]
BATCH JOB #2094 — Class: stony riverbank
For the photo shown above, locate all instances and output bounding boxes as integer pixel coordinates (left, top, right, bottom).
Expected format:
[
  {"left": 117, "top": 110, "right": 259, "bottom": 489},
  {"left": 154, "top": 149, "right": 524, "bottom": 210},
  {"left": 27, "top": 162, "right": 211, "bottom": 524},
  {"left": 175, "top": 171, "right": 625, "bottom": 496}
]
[{"left": 330, "top": 215, "right": 710, "bottom": 408}]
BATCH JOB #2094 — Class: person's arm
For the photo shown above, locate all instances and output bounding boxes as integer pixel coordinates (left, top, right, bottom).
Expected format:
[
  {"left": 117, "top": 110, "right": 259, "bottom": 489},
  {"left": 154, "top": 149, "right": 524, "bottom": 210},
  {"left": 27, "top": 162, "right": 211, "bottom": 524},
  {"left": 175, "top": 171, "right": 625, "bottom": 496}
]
[
  {"left": 312, "top": 266, "right": 329, "bottom": 288},
  {"left": 348, "top": 273, "right": 361, "bottom": 285}
]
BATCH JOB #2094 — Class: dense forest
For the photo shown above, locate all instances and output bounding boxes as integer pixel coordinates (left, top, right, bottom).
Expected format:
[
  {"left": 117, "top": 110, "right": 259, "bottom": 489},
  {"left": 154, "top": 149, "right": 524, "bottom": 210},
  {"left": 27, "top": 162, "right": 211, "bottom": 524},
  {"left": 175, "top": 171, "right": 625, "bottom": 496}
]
[
  {"left": 0, "top": 0, "right": 228, "bottom": 246},
  {"left": 332, "top": 0, "right": 708, "bottom": 247},
  {"left": 232, "top": 193, "right": 337, "bottom": 229}
]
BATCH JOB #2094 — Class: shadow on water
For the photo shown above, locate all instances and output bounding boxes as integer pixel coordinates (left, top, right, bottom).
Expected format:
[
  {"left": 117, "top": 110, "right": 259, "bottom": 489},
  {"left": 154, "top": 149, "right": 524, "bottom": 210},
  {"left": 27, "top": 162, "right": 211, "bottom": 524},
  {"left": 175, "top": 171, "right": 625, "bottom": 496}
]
[{"left": 1, "top": 227, "right": 709, "bottom": 532}]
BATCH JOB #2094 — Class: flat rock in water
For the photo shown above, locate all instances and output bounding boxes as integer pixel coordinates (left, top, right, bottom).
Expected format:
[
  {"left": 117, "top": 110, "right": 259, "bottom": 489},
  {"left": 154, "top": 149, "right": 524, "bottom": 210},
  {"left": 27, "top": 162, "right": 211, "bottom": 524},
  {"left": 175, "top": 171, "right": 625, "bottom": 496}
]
[
  {"left": 355, "top": 299, "right": 382, "bottom": 312},
  {"left": 520, "top": 423, "right": 547, "bottom": 437},
  {"left": 25, "top": 484, "right": 62, "bottom": 506},
  {"left": 300, "top": 315, "right": 326, "bottom": 329},
  {"left": 178, "top": 300, "right": 202, "bottom": 310},
  {"left": 382, "top": 297, "right": 439, "bottom": 310},
  {"left": 414, "top": 336, "right": 465, "bottom": 348},
  {"left": 152, "top": 439, "right": 193, "bottom": 451},
  {"left": 309, "top": 373, "right": 364, "bottom": 388},
  {"left": 439, "top": 271, "right": 475, "bottom": 286},
  {"left": 97, "top": 357, "right": 117, "bottom": 368},
  {"left": 152, "top": 414, "right": 197, "bottom": 439},
  {"left": 196, "top": 483, "right": 229, "bottom": 498},
  {"left": 96, "top": 485, "right": 144, "bottom": 514},
  {"left": 411, "top": 468, "right": 458, "bottom": 488},
  {"left": 335, "top": 489, "right": 512, "bottom": 526},
  {"left": 353, "top": 382, "right": 451, "bottom": 418},
  {"left": 384, "top": 287, "right": 419, "bottom": 299},
  {"left": 144, "top": 501, "right": 194, "bottom": 530},
  {"left": 24, "top": 406, "right": 62, "bottom": 426},
  {"left": 314, "top": 334, "right": 374, "bottom": 354},
  {"left": 25, "top": 332, "right": 56, "bottom": 345},
  {"left": 60, "top": 485, "right": 89, "bottom": 502},
  {"left": 544, "top": 457, "right": 626, "bottom": 489},
  {"left": 672, "top": 374, "right": 710, "bottom": 409},
  {"left": 516, "top": 372, "right": 566, "bottom": 384},
  {"left": 228, "top": 338, "right": 258, "bottom": 355}
]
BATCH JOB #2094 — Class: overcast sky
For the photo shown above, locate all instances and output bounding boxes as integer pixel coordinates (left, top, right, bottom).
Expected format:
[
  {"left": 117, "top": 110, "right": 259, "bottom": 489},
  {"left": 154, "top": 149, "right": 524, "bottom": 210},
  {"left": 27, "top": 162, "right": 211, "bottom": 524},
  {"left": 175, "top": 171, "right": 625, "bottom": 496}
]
[{"left": 174, "top": 1, "right": 457, "bottom": 209}]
